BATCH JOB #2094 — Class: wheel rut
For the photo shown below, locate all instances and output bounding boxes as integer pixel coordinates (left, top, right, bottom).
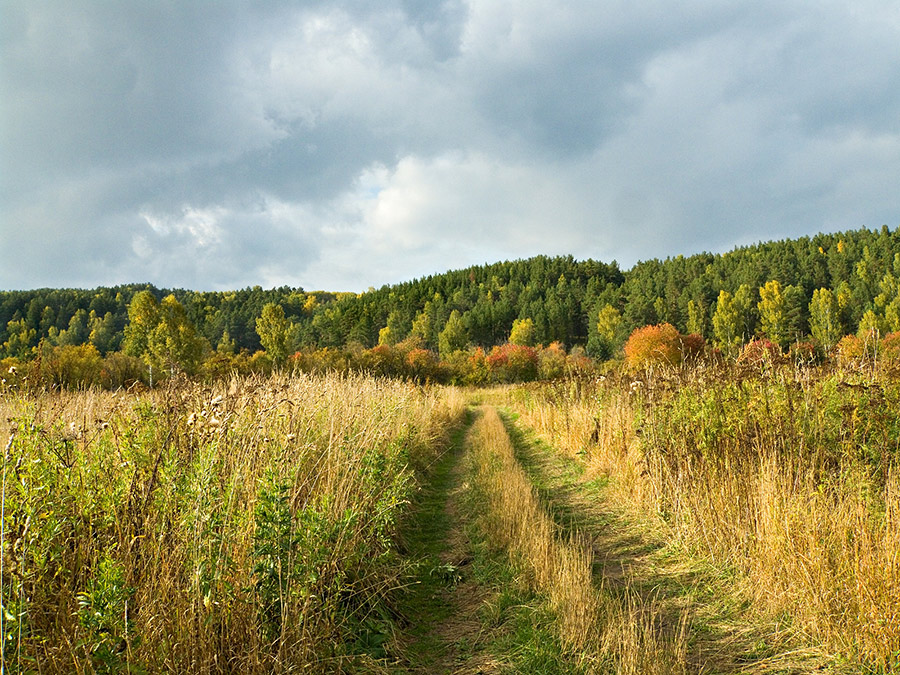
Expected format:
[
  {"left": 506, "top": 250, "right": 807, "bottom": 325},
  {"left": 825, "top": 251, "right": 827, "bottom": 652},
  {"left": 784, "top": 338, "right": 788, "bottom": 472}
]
[
  {"left": 499, "top": 409, "right": 852, "bottom": 675},
  {"left": 393, "top": 409, "right": 504, "bottom": 675}
]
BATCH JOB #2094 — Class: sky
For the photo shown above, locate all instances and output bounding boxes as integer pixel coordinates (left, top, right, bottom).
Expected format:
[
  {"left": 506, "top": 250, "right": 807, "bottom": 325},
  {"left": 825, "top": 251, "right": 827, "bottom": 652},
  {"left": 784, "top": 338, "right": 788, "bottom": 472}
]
[{"left": 2, "top": 1, "right": 900, "bottom": 292}]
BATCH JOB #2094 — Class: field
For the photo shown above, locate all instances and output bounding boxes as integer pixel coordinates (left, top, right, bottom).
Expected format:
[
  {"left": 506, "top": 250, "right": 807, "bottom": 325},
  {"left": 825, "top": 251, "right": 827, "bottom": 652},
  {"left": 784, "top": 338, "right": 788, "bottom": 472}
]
[{"left": 1, "top": 363, "right": 899, "bottom": 673}]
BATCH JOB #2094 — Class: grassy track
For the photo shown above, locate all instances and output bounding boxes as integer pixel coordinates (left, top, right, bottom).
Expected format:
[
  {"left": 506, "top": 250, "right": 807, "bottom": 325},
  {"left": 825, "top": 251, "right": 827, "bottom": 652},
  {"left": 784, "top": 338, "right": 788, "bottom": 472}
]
[
  {"left": 391, "top": 405, "right": 589, "bottom": 674},
  {"left": 498, "top": 408, "right": 856, "bottom": 674}
]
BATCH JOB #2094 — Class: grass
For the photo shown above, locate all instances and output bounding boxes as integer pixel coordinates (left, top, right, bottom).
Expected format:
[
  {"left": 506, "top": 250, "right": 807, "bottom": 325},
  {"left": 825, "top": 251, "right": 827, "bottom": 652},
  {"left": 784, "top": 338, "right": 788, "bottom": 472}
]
[
  {"left": 0, "top": 372, "right": 467, "bottom": 672},
  {"left": 508, "top": 364, "right": 900, "bottom": 673},
  {"left": 5, "top": 363, "right": 899, "bottom": 673}
]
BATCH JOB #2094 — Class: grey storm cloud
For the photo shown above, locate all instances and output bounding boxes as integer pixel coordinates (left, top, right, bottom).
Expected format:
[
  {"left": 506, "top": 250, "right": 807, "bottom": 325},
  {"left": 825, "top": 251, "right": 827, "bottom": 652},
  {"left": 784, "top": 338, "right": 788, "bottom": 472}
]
[{"left": 2, "top": 0, "right": 899, "bottom": 291}]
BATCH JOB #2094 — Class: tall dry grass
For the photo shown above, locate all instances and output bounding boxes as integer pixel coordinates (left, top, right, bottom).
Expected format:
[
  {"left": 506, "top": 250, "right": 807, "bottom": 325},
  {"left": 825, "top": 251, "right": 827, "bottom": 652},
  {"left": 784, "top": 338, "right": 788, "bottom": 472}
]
[
  {"left": 511, "top": 367, "right": 900, "bottom": 671},
  {"left": 466, "top": 405, "right": 687, "bottom": 674},
  {"left": 0, "top": 372, "right": 466, "bottom": 673}
]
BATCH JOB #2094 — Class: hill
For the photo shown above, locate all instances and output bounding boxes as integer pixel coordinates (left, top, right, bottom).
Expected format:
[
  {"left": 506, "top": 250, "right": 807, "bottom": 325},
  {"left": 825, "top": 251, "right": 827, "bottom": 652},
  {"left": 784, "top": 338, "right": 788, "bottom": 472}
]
[{"left": 2, "top": 225, "right": 899, "bottom": 361}]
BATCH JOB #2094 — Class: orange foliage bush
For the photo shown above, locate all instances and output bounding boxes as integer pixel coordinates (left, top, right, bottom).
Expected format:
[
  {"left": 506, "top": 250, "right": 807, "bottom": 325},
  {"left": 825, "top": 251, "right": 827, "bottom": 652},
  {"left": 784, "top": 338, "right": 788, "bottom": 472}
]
[
  {"left": 836, "top": 335, "right": 865, "bottom": 366},
  {"left": 623, "top": 323, "right": 682, "bottom": 370},
  {"left": 881, "top": 331, "right": 900, "bottom": 365},
  {"left": 538, "top": 341, "right": 567, "bottom": 379}
]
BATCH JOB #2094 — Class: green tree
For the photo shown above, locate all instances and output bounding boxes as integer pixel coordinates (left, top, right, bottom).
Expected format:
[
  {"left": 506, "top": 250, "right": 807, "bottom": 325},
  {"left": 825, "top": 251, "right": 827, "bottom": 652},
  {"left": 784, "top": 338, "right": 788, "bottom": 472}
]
[
  {"left": 508, "top": 317, "right": 535, "bottom": 346},
  {"left": 712, "top": 290, "right": 741, "bottom": 356},
  {"left": 686, "top": 299, "right": 708, "bottom": 337},
  {"left": 2, "top": 318, "right": 36, "bottom": 359},
  {"left": 256, "top": 303, "right": 292, "bottom": 366},
  {"left": 58, "top": 309, "right": 90, "bottom": 346},
  {"left": 438, "top": 310, "right": 467, "bottom": 358},
  {"left": 782, "top": 284, "right": 807, "bottom": 343},
  {"left": 733, "top": 283, "right": 756, "bottom": 341},
  {"left": 148, "top": 295, "right": 207, "bottom": 376},
  {"left": 88, "top": 311, "right": 118, "bottom": 354},
  {"left": 809, "top": 288, "right": 841, "bottom": 352},
  {"left": 758, "top": 280, "right": 788, "bottom": 347},
  {"left": 123, "top": 291, "right": 160, "bottom": 358}
]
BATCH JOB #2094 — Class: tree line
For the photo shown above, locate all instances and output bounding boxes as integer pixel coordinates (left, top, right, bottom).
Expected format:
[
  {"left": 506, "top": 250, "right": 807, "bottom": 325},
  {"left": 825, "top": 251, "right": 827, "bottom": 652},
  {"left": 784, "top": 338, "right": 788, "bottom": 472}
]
[{"left": 2, "top": 225, "right": 900, "bottom": 380}]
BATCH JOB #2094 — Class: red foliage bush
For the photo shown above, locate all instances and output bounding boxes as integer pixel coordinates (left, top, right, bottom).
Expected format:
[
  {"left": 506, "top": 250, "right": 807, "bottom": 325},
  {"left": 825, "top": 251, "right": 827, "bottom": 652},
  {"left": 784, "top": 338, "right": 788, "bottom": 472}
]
[
  {"left": 737, "top": 339, "right": 782, "bottom": 366},
  {"left": 485, "top": 344, "right": 539, "bottom": 382}
]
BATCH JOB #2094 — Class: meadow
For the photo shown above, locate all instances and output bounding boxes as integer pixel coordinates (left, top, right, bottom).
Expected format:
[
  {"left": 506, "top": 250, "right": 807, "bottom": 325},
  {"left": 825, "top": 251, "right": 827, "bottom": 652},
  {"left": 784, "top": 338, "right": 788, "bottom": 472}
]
[
  {"left": 2, "top": 361, "right": 899, "bottom": 673},
  {"left": 509, "top": 360, "right": 900, "bottom": 672},
  {"left": 0, "top": 373, "right": 465, "bottom": 672}
]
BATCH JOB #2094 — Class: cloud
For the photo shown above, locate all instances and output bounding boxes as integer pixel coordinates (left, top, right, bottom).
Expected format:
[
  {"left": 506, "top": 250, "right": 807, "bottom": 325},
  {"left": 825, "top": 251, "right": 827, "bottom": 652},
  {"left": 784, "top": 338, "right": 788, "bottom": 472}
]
[{"left": 1, "top": 0, "right": 899, "bottom": 291}]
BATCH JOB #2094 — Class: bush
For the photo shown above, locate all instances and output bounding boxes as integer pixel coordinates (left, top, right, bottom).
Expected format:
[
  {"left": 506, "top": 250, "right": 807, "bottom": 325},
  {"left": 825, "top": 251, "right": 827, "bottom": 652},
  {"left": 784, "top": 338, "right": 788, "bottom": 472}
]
[
  {"left": 679, "top": 333, "right": 707, "bottom": 362},
  {"left": 836, "top": 335, "right": 865, "bottom": 367},
  {"left": 101, "top": 352, "right": 149, "bottom": 389},
  {"left": 881, "top": 332, "right": 900, "bottom": 366},
  {"left": 789, "top": 341, "right": 818, "bottom": 366},
  {"left": 623, "top": 323, "right": 682, "bottom": 370},
  {"left": 405, "top": 348, "right": 440, "bottom": 382},
  {"left": 737, "top": 339, "right": 782, "bottom": 366},
  {"left": 485, "top": 344, "right": 539, "bottom": 382},
  {"left": 538, "top": 342, "right": 567, "bottom": 380}
]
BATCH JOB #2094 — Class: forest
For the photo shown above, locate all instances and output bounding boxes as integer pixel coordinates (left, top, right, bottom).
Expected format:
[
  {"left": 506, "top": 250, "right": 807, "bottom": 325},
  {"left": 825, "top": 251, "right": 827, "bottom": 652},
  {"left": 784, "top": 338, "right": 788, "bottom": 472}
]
[{"left": 2, "top": 225, "right": 900, "bottom": 385}]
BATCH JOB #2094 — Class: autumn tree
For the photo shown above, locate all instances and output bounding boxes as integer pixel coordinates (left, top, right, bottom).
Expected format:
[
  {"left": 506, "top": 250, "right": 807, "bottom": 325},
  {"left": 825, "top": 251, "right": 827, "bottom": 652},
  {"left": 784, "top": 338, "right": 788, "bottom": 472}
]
[
  {"left": 596, "top": 304, "right": 622, "bottom": 343},
  {"left": 409, "top": 306, "right": 433, "bottom": 346},
  {"left": 590, "top": 303, "right": 622, "bottom": 359},
  {"left": 256, "top": 303, "right": 292, "bottom": 366},
  {"left": 623, "top": 323, "right": 683, "bottom": 370},
  {"left": 758, "top": 280, "right": 788, "bottom": 348},
  {"left": 808, "top": 288, "right": 841, "bottom": 352},
  {"left": 148, "top": 295, "right": 208, "bottom": 376},
  {"left": 712, "top": 290, "right": 741, "bottom": 356},
  {"left": 124, "top": 292, "right": 207, "bottom": 379},
  {"left": 123, "top": 290, "right": 160, "bottom": 359},
  {"left": 509, "top": 317, "right": 535, "bottom": 346}
]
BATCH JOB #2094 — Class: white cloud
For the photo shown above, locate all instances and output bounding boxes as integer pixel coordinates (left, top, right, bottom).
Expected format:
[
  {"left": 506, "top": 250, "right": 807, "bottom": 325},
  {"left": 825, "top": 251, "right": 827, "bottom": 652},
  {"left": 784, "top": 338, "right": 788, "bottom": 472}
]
[{"left": 1, "top": 0, "right": 899, "bottom": 291}]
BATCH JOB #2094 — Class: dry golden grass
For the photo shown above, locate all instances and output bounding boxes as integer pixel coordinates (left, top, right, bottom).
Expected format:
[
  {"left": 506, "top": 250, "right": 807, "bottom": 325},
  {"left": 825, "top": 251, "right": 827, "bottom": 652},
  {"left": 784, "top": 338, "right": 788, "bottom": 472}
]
[
  {"left": 510, "top": 369, "right": 900, "bottom": 672},
  {"left": 466, "top": 404, "right": 688, "bottom": 674},
  {"left": 0, "top": 372, "right": 466, "bottom": 673}
]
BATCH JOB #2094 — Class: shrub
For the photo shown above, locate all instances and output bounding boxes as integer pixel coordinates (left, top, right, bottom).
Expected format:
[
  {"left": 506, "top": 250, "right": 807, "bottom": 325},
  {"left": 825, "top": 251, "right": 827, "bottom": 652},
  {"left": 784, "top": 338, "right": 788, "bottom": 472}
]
[
  {"left": 485, "top": 344, "right": 539, "bottom": 382},
  {"left": 538, "top": 342, "right": 567, "bottom": 380},
  {"left": 678, "top": 333, "right": 707, "bottom": 362},
  {"left": 789, "top": 340, "right": 818, "bottom": 366},
  {"left": 836, "top": 334, "right": 865, "bottom": 367},
  {"left": 623, "top": 323, "right": 682, "bottom": 370},
  {"left": 736, "top": 339, "right": 782, "bottom": 366},
  {"left": 405, "top": 348, "right": 440, "bottom": 382},
  {"left": 881, "top": 331, "right": 900, "bottom": 366},
  {"left": 101, "top": 352, "right": 149, "bottom": 389}
]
